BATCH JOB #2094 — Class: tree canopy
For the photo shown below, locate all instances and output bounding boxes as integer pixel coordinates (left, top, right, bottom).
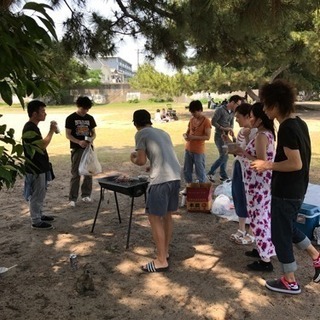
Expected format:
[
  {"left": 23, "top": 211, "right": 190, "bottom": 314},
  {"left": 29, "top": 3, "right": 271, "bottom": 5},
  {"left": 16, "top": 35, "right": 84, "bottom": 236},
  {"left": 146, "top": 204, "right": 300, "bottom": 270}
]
[
  {"left": 40, "top": 0, "right": 320, "bottom": 95},
  {"left": 3, "top": 0, "right": 320, "bottom": 97}
]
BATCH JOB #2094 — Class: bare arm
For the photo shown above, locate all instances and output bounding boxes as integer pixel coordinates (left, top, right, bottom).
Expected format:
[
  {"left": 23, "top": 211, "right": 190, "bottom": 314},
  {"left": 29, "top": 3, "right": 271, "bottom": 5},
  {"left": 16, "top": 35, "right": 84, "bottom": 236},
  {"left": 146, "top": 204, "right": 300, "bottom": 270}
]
[
  {"left": 65, "top": 128, "right": 89, "bottom": 148},
  {"left": 251, "top": 147, "right": 302, "bottom": 173},
  {"left": 130, "top": 149, "right": 147, "bottom": 166},
  {"left": 187, "top": 126, "right": 211, "bottom": 141},
  {"left": 42, "top": 122, "right": 56, "bottom": 149},
  {"left": 234, "top": 132, "right": 268, "bottom": 161},
  {"left": 91, "top": 128, "right": 96, "bottom": 141}
]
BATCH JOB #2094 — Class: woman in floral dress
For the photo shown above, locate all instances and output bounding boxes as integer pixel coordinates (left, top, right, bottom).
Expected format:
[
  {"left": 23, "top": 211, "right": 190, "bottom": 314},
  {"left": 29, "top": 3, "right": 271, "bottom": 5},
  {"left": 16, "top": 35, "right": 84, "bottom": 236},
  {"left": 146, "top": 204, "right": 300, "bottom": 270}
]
[{"left": 235, "top": 102, "right": 276, "bottom": 271}]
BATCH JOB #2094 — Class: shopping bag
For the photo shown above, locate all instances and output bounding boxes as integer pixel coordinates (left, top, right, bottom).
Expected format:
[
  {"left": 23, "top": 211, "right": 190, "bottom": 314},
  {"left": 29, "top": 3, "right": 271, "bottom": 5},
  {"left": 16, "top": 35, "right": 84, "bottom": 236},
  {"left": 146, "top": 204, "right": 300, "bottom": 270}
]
[
  {"left": 78, "top": 146, "right": 102, "bottom": 175},
  {"left": 211, "top": 194, "right": 231, "bottom": 215},
  {"left": 214, "top": 180, "right": 232, "bottom": 198}
]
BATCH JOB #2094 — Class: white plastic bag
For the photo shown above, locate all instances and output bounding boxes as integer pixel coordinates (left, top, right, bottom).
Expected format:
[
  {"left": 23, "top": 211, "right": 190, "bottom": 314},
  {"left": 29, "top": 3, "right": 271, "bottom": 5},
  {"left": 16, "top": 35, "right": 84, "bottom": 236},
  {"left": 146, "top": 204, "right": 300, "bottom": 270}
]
[
  {"left": 211, "top": 194, "right": 231, "bottom": 215},
  {"left": 79, "top": 146, "right": 102, "bottom": 175},
  {"left": 214, "top": 180, "right": 232, "bottom": 198}
]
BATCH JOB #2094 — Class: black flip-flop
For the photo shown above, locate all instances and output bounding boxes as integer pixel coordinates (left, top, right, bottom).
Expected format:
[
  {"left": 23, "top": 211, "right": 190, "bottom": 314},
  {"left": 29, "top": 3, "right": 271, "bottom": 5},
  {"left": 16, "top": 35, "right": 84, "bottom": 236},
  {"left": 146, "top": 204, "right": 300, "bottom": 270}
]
[{"left": 141, "top": 261, "right": 169, "bottom": 273}]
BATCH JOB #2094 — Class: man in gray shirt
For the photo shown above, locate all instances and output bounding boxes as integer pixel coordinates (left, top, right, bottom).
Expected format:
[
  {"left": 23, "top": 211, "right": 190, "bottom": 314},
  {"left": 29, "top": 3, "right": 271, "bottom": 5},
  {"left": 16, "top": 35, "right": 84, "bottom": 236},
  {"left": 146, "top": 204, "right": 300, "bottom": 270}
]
[
  {"left": 130, "top": 109, "right": 181, "bottom": 273},
  {"left": 207, "top": 95, "right": 242, "bottom": 182}
]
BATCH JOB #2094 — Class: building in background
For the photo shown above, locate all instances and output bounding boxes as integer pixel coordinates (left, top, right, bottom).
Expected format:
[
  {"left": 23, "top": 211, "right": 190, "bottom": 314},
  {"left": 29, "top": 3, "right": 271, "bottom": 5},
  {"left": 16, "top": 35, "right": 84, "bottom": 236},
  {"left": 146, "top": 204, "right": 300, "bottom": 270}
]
[{"left": 81, "top": 56, "right": 134, "bottom": 83}]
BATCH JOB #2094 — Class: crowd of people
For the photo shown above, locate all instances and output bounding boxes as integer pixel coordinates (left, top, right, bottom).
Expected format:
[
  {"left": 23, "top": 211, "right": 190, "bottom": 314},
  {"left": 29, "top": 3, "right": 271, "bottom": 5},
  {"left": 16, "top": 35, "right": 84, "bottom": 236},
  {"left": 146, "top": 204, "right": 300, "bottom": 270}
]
[{"left": 17, "top": 79, "right": 320, "bottom": 295}]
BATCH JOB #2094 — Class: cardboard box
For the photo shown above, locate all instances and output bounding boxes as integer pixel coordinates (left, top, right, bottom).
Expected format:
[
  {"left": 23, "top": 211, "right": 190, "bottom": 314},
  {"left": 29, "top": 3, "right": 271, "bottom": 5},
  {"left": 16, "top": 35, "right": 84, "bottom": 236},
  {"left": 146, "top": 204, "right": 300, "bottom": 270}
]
[
  {"left": 187, "top": 200, "right": 213, "bottom": 213},
  {"left": 295, "top": 203, "right": 320, "bottom": 239},
  {"left": 186, "top": 183, "right": 213, "bottom": 213}
]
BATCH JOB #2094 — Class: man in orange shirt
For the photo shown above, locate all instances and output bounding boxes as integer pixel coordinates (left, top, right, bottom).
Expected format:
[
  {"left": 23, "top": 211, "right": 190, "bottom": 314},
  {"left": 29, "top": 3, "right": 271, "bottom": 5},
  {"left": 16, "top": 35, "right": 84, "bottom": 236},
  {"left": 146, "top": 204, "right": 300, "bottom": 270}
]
[{"left": 182, "top": 100, "right": 211, "bottom": 192}]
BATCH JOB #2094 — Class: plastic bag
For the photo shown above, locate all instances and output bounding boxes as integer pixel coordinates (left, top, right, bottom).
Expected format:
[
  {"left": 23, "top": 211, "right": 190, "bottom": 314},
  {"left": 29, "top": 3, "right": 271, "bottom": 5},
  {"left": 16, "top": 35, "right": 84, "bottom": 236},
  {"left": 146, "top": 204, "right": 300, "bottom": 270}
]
[
  {"left": 79, "top": 146, "right": 102, "bottom": 175},
  {"left": 211, "top": 194, "right": 231, "bottom": 215},
  {"left": 214, "top": 180, "right": 232, "bottom": 198}
]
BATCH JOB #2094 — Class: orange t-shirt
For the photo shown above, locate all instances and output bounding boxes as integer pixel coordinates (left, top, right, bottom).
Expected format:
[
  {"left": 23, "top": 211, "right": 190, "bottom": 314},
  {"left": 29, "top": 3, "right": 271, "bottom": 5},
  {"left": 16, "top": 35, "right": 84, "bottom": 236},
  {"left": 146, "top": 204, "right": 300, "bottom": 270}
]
[{"left": 185, "top": 116, "right": 211, "bottom": 154}]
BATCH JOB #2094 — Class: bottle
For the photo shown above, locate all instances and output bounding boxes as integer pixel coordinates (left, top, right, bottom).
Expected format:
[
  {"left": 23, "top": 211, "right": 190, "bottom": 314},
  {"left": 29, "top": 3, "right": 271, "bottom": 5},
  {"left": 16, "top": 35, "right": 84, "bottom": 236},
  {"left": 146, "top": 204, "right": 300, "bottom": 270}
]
[{"left": 50, "top": 120, "right": 60, "bottom": 134}]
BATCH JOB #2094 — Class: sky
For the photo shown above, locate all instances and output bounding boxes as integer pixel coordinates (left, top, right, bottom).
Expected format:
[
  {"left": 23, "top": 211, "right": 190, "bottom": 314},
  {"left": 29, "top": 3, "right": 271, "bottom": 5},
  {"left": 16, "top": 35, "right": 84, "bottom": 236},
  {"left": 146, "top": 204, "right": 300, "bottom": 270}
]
[{"left": 44, "top": 0, "right": 176, "bottom": 74}]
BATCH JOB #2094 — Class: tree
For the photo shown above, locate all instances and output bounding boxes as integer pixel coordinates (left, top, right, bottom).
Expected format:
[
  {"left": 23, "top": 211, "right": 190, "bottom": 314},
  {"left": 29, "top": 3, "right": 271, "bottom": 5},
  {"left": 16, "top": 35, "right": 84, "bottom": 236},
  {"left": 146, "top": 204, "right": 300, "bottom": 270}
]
[
  {"left": 52, "top": 0, "right": 320, "bottom": 94},
  {"left": 0, "top": 2, "right": 57, "bottom": 106},
  {"left": 0, "top": 2, "right": 57, "bottom": 189}
]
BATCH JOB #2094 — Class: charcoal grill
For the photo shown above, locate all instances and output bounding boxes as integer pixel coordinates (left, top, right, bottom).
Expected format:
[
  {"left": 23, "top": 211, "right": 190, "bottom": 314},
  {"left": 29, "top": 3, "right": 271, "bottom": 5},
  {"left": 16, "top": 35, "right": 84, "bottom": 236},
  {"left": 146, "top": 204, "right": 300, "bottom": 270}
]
[{"left": 91, "top": 175, "right": 149, "bottom": 249}]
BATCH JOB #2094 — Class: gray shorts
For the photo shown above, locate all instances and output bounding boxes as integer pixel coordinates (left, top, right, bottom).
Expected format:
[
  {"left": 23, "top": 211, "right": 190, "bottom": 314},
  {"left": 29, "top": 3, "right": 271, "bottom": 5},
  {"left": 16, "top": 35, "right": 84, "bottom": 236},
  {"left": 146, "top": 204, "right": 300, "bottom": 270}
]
[{"left": 146, "top": 180, "right": 181, "bottom": 216}]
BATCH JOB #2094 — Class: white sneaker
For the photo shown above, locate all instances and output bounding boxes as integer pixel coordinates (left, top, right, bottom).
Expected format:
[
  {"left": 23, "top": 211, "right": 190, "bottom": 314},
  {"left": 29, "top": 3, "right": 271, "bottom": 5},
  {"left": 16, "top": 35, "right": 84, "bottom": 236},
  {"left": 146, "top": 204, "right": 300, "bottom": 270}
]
[
  {"left": 68, "top": 201, "right": 76, "bottom": 207},
  {"left": 82, "top": 197, "right": 92, "bottom": 203}
]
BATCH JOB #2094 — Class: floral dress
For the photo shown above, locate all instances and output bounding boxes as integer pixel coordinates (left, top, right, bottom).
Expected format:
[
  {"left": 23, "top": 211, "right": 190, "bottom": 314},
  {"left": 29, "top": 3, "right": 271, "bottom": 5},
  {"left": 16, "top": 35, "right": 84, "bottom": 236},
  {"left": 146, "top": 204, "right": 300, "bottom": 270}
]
[{"left": 243, "top": 131, "right": 276, "bottom": 260}]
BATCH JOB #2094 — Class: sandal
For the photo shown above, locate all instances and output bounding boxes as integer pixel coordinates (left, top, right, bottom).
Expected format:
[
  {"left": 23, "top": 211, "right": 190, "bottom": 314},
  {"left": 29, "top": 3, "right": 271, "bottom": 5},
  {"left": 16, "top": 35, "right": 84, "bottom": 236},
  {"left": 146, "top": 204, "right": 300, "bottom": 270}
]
[
  {"left": 230, "top": 229, "right": 246, "bottom": 242},
  {"left": 141, "top": 261, "right": 169, "bottom": 273},
  {"left": 235, "top": 234, "right": 255, "bottom": 245}
]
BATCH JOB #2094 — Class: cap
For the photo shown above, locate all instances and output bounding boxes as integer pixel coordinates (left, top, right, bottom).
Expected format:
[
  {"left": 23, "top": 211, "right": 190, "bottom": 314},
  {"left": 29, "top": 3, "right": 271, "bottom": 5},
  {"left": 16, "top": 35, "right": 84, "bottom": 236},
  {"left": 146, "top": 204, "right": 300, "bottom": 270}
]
[{"left": 133, "top": 109, "right": 152, "bottom": 127}]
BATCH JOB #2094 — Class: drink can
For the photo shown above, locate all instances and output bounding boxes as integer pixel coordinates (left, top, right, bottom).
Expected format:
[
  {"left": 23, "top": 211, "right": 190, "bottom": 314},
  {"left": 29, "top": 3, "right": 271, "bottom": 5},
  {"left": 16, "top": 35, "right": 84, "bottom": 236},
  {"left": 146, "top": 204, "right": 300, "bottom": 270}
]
[
  {"left": 69, "top": 253, "right": 78, "bottom": 270},
  {"left": 50, "top": 120, "right": 60, "bottom": 134}
]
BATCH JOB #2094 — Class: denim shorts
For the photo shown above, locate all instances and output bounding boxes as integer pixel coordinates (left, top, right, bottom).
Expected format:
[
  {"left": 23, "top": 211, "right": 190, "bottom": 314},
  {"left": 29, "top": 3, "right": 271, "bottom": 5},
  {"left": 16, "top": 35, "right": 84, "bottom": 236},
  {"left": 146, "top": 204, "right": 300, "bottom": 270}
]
[{"left": 146, "top": 180, "right": 181, "bottom": 216}]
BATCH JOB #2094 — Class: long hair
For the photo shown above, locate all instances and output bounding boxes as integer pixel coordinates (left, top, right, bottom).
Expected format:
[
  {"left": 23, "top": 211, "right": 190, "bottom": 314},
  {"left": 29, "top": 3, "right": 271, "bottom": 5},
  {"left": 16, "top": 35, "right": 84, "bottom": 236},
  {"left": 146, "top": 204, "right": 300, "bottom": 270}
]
[{"left": 251, "top": 102, "right": 276, "bottom": 140}]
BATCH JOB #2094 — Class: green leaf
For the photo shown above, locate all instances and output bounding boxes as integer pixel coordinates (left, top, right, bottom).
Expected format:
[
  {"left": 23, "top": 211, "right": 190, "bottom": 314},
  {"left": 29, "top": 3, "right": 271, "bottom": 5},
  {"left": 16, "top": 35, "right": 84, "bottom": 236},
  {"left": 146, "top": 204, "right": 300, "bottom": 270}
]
[
  {"left": 0, "top": 81, "right": 13, "bottom": 105},
  {"left": 38, "top": 17, "right": 57, "bottom": 40},
  {"left": 0, "top": 166, "right": 12, "bottom": 182},
  {"left": 22, "top": 131, "right": 39, "bottom": 140},
  {"left": 0, "top": 124, "right": 6, "bottom": 134}
]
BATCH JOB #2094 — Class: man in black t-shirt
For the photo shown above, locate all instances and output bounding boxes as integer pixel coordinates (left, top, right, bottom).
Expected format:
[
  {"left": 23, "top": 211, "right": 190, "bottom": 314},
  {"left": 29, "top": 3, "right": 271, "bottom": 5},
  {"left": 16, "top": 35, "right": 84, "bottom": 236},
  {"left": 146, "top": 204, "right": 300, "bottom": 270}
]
[
  {"left": 22, "top": 100, "right": 57, "bottom": 230},
  {"left": 252, "top": 80, "right": 320, "bottom": 295},
  {"left": 65, "top": 96, "right": 97, "bottom": 207}
]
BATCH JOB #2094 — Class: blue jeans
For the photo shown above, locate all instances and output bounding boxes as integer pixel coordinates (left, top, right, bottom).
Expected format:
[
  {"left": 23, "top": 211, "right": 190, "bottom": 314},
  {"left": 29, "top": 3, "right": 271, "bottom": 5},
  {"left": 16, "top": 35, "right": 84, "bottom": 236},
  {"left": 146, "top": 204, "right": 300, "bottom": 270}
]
[
  {"left": 183, "top": 150, "right": 206, "bottom": 183},
  {"left": 271, "top": 196, "right": 311, "bottom": 274},
  {"left": 208, "top": 132, "right": 229, "bottom": 180},
  {"left": 24, "top": 173, "right": 47, "bottom": 225}
]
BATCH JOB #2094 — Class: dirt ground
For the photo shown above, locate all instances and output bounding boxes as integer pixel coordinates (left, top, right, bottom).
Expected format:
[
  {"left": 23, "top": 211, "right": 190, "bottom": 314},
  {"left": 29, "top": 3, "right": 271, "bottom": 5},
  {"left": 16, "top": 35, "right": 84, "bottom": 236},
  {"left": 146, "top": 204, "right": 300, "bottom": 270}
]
[{"left": 1, "top": 107, "right": 320, "bottom": 320}]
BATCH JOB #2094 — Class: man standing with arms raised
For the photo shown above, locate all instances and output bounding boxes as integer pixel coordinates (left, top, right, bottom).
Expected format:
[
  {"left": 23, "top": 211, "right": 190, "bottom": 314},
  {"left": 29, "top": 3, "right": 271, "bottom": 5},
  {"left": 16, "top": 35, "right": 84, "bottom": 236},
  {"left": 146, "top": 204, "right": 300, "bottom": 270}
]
[{"left": 130, "top": 109, "right": 181, "bottom": 272}]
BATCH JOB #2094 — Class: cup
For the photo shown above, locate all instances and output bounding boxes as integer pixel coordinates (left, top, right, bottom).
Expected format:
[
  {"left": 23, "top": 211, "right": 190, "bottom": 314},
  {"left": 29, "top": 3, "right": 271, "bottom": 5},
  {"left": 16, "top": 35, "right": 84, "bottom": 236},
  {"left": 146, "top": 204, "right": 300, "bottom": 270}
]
[{"left": 227, "top": 142, "right": 239, "bottom": 153}]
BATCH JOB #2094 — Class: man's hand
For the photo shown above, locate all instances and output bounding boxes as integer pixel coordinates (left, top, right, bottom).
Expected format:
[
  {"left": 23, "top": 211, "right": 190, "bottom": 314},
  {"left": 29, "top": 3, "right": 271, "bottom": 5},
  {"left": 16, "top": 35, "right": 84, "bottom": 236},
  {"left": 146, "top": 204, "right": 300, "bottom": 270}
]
[
  {"left": 79, "top": 140, "right": 89, "bottom": 148},
  {"left": 251, "top": 159, "right": 271, "bottom": 173},
  {"left": 130, "top": 151, "right": 137, "bottom": 163}
]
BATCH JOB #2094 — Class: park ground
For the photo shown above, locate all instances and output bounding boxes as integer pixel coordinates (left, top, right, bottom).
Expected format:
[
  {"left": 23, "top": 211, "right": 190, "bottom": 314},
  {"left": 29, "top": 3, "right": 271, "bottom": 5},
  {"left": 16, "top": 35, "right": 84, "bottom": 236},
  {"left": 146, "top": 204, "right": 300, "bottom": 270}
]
[{"left": 0, "top": 102, "right": 319, "bottom": 319}]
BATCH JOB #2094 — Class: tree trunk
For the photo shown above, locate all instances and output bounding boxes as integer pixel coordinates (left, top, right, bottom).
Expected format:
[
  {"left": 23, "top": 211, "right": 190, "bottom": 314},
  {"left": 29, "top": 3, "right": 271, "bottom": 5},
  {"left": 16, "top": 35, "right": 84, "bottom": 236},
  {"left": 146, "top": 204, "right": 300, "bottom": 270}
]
[
  {"left": 246, "top": 87, "right": 260, "bottom": 102},
  {"left": 270, "top": 64, "right": 289, "bottom": 82}
]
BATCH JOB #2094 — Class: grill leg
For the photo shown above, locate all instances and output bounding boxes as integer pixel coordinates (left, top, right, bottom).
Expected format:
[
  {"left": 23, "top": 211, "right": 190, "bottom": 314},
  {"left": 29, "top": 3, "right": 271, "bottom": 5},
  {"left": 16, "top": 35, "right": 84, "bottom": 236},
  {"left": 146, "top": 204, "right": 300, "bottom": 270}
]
[
  {"left": 126, "top": 197, "right": 135, "bottom": 249},
  {"left": 91, "top": 187, "right": 104, "bottom": 233},
  {"left": 114, "top": 191, "right": 122, "bottom": 223}
]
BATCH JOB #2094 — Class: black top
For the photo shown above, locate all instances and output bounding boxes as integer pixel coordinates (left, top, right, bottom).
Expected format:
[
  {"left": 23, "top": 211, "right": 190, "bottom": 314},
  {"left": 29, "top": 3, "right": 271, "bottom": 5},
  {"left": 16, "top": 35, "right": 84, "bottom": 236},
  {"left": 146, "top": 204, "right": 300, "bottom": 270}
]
[
  {"left": 22, "top": 121, "right": 50, "bottom": 174},
  {"left": 65, "top": 112, "right": 97, "bottom": 149},
  {"left": 272, "top": 117, "right": 311, "bottom": 199}
]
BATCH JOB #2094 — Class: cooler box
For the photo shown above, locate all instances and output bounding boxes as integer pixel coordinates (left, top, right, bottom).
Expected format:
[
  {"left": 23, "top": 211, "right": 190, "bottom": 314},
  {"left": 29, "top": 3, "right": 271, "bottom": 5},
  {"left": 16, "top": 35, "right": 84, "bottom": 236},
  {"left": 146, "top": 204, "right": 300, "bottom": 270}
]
[
  {"left": 187, "top": 183, "right": 213, "bottom": 213},
  {"left": 295, "top": 203, "right": 320, "bottom": 239}
]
